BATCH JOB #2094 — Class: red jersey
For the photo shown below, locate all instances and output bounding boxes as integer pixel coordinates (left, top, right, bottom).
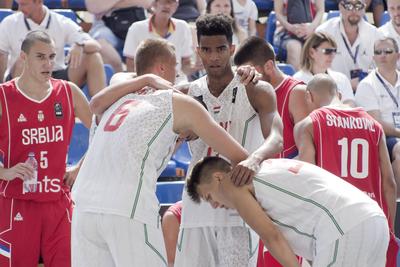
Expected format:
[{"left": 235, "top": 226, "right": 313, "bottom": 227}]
[
  {"left": 0, "top": 78, "right": 74, "bottom": 201},
  {"left": 275, "top": 76, "right": 303, "bottom": 158},
  {"left": 166, "top": 200, "right": 182, "bottom": 224}
]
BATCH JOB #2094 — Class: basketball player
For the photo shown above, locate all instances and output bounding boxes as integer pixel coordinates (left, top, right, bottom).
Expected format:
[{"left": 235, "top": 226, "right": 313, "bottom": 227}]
[
  {"left": 0, "top": 30, "right": 92, "bottom": 267},
  {"left": 187, "top": 156, "right": 390, "bottom": 267},
  {"left": 71, "top": 38, "right": 253, "bottom": 266},
  {"left": 294, "top": 74, "right": 398, "bottom": 267}
]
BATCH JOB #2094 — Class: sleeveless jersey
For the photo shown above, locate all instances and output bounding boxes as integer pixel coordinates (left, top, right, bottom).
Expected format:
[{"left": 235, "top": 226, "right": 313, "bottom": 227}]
[
  {"left": 72, "top": 90, "right": 178, "bottom": 227},
  {"left": 0, "top": 78, "right": 74, "bottom": 201},
  {"left": 275, "top": 77, "right": 303, "bottom": 158},
  {"left": 254, "top": 159, "right": 385, "bottom": 260},
  {"left": 310, "top": 107, "right": 387, "bottom": 213},
  {"left": 181, "top": 75, "right": 264, "bottom": 228}
]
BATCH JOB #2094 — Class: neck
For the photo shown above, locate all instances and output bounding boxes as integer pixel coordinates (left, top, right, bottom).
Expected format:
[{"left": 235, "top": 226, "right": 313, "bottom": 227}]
[
  {"left": 153, "top": 15, "right": 170, "bottom": 32},
  {"left": 18, "top": 73, "right": 50, "bottom": 95},
  {"left": 30, "top": 6, "right": 46, "bottom": 24},
  {"left": 391, "top": 20, "right": 400, "bottom": 36},
  {"left": 311, "top": 64, "right": 327, "bottom": 75},
  {"left": 378, "top": 68, "right": 398, "bottom": 86},
  {"left": 342, "top": 19, "right": 359, "bottom": 45},
  {"left": 268, "top": 68, "right": 285, "bottom": 89},
  {"left": 328, "top": 97, "right": 350, "bottom": 109},
  {"left": 207, "top": 69, "right": 235, "bottom": 97}
]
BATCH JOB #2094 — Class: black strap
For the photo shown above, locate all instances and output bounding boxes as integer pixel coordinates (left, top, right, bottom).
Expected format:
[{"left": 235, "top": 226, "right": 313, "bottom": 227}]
[
  {"left": 24, "top": 13, "right": 51, "bottom": 31},
  {"left": 375, "top": 72, "right": 399, "bottom": 108},
  {"left": 341, "top": 33, "right": 359, "bottom": 65}
]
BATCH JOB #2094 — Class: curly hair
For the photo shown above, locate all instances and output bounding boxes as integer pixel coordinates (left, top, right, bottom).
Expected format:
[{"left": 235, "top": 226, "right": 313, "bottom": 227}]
[{"left": 196, "top": 14, "right": 233, "bottom": 45}]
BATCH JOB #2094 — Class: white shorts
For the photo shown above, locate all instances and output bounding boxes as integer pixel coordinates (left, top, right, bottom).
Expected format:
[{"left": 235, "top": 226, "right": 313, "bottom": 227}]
[
  {"left": 174, "top": 226, "right": 258, "bottom": 267},
  {"left": 313, "top": 216, "right": 389, "bottom": 267},
  {"left": 72, "top": 210, "right": 167, "bottom": 267}
]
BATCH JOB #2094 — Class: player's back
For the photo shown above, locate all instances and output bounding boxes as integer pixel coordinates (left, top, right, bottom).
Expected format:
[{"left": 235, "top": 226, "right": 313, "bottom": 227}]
[
  {"left": 72, "top": 89, "right": 178, "bottom": 227},
  {"left": 310, "top": 107, "right": 383, "bottom": 206}
]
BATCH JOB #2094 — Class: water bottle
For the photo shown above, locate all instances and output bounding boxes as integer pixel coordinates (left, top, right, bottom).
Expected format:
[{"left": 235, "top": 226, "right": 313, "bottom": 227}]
[{"left": 23, "top": 152, "right": 38, "bottom": 193}]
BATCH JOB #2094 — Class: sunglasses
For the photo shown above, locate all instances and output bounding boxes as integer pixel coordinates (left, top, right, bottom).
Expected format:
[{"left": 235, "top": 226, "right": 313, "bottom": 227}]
[
  {"left": 340, "top": 1, "right": 366, "bottom": 11},
  {"left": 319, "top": 48, "right": 337, "bottom": 55},
  {"left": 374, "top": 48, "right": 395, "bottom": 55}
]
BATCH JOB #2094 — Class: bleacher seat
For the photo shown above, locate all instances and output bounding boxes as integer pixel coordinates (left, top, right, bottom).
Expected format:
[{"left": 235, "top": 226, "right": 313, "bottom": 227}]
[
  {"left": 253, "top": 0, "right": 273, "bottom": 13},
  {"left": 326, "top": 10, "right": 340, "bottom": 20},
  {"left": 68, "top": 0, "right": 86, "bottom": 10},
  {"left": 43, "top": 0, "right": 63, "bottom": 8},
  {"left": 380, "top": 11, "right": 390, "bottom": 27},
  {"left": 159, "top": 160, "right": 178, "bottom": 180},
  {"left": 67, "top": 122, "right": 89, "bottom": 165},
  {"left": 81, "top": 64, "right": 115, "bottom": 100},
  {"left": 54, "top": 9, "right": 78, "bottom": 23},
  {"left": 159, "top": 141, "right": 192, "bottom": 180},
  {"left": 156, "top": 181, "right": 185, "bottom": 204},
  {"left": 325, "top": 0, "right": 338, "bottom": 12},
  {"left": 0, "top": 9, "right": 13, "bottom": 22},
  {"left": 277, "top": 63, "right": 295, "bottom": 76}
]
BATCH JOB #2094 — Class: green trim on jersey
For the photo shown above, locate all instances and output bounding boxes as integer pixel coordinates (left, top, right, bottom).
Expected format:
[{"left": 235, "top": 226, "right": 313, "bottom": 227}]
[
  {"left": 144, "top": 224, "right": 168, "bottom": 266},
  {"left": 327, "top": 240, "right": 339, "bottom": 267},
  {"left": 241, "top": 114, "right": 257, "bottom": 146},
  {"left": 247, "top": 228, "right": 259, "bottom": 258},
  {"left": 177, "top": 228, "right": 185, "bottom": 252},
  {"left": 130, "top": 114, "right": 172, "bottom": 219},
  {"left": 271, "top": 218, "right": 316, "bottom": 240},
  {"left": 254, "top": 177, "right": 345, "bottom": 235}
]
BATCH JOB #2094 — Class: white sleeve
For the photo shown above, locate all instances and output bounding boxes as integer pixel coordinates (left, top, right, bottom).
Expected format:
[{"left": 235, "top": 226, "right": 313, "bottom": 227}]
[
  {"left": 180, "top": 22, "right": 194, "bottom": 58},
  {"left": 249, "top": 1, "right": 258, "bottom": 20},
  {"left": 335, "top": 73, "right": 355, "bottom": 102},
  {"left": 355, "top": 81, "right": 380, "bottom": 111},
  {"left": 60, "top": 14, "right": 92, "bottom": 45},
  {"left": 0, "top": 17, "right": 12, "bottom": 54},
  {"left": 123, "top": 23, "right": 140, "bottom": 58}
]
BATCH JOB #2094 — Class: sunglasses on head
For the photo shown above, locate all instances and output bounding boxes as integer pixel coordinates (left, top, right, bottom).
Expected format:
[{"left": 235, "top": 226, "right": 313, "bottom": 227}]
[
  {"left": 374, "top": 48, "right": 395, "bottom": 55},
  {"left": 319, "top": 48, "right": 337, "bottom": 55},
  {"left": 340, "top": 1, "right": 366, "bottom": 11}
]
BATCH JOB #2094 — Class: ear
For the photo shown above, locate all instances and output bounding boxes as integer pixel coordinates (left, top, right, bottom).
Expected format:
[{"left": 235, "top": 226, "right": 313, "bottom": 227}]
[
  {"left": 213, "top": 171, "right": 226, "bottom": 182},
  {"left": 263, "top": 60, "right": 274, "bottom": 74},
  {"left": 20, "top": 51, "right": 27, "bottom": 61},
  {"left": 309, "top": 47, "right": 317, "bottom": 60}
]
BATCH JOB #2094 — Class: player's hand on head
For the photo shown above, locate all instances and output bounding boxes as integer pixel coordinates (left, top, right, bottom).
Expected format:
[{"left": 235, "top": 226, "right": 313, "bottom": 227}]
[
  {"left": 231, "top": 158, "right": 260, "bottom": 186},
  {"left": 1, "top": 163, "right": 34, "bottom": 181},
  {"left": 146, "top": 74, "right": 174, "bottom": 90},
  {"left": 236, "top": 65, "right": 260, "bottom": 86},
  {"left": 63, "top": 165, "right": 80, "bottom": 188}
]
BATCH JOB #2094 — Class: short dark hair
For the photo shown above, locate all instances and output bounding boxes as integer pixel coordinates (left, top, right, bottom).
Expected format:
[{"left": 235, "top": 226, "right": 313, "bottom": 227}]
[
  {"left": 186, "top": 156, "right": 231, "bottom": 203},
  {"left": 234, "top": 36, "right": 276, "bottom": 66},
  {"left": 196, "top": 14, "right": 233, "bottom": 45},
  {"left": 135, "top": 39, "right": 176, "bottom": 75},
  {"left": 21, "top": 30, "right": 53, "bottom": 53}
]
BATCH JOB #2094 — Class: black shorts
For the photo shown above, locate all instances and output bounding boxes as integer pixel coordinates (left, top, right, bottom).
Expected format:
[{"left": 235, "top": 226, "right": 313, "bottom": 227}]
[{"left": 386, "top": 136, "right": 400, "bottom": 162}]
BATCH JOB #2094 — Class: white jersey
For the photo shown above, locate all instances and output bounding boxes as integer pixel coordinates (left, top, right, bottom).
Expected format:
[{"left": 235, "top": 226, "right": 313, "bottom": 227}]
[
  {"left": 72, "top": 90, "right": 178, "bottom": 227},
  {"left": 181, "top": 75, "right": 264, "bottom": 227},
  {"left": 254, "top": 159, "right": 385, "bottom": 260}
]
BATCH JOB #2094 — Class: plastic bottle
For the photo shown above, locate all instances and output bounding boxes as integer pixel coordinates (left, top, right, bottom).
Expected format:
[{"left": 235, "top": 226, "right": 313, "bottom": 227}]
[{"left": 23, "top": 152, "right": 38, "bottom": 193}]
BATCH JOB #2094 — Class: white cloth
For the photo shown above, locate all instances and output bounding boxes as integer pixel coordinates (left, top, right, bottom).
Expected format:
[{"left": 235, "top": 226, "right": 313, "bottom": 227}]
[
  {"left": 254, "top": 159, "right": 387, "bottom": 261},
  {"left": 0, "top": 7, "right": 91, "bottom": 77},
  {"left": 72, "top": 90, "right": 178, "bottom": 227},
  {"left": 72, "top": 210, "right": 167, "bottom": 267},
  {"left": 293, "top": 69, "right": 355, "bottom": 103},
  {"left": 355, "top": 69, "right": 400, "bottom": 125},
  {"left": 316, "top": 16, "right": 383, "bottom": 79},
  {"left": 232, "top": 0, "right": 258, "bottom": 34},
  {"left": 123, "top": 17, "right": 193, "bottom": 73}
]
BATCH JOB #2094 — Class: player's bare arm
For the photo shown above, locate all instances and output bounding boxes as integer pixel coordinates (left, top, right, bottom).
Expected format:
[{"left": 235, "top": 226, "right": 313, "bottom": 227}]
[
  {"left": 289, "top": 84, "right": 309, "bottom": 124},
  {"left": 90, "top": 74, "right": 174, "bottom": 117},
  {"left": 0, "top": 163, "right": 34, "bottom": 182},
  {"left": 294, "top": 117, "right": 316, "bottom": 164},
  {"left": 172, "top": 93, "right": 248, "bottom": 165},
  {"left": 378, "top": 134, "right": 397, "bottom": 225},
  {"left": 69, "top": 82, "right": 92, "bottom": 129},
  {"left": 229, "top": 185, "right": 300, "bottom": 267}
]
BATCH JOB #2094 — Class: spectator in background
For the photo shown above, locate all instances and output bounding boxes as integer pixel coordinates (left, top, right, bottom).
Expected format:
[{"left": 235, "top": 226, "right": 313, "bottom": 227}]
[
  {"left": 124, "top": 0, "right": 196, "bottom": 83},
  {"left": 274, "top": 0, "right": 325, "bottom": 70},
  {"left": 365, "top": 0, "right": 385, "bottom": 26},
  {"left": 294, "top": 32, "right": 356, "bottom": 106},
  {"left": 173, "top": 0, "right": 206, "bottom": 22},
  {"left": 316, "top": 0, "right": 383, "bottom": 91},
  {"left": 0, "top": 0, "right": 11, "bottom": 8},
  {"left": 85, "top": 0, "right": 151, "bottom": 73},
  {"left": 355, "top": 37, "right": 400, "bottom": 200},
  {"left": 379, "top": 0, "right": 400, "bottom": 61},
  {"left": 206, "top": 0, "right": 247, "bottom": 45},
  {"left": 231, "top": 0, "right": 257, "bottom": 36},
  {"left": 162, "top": 201, "right": 182, "bottom": 267},
  {"left": 0, "top": 0, "right": 106, "bottom": 97}
]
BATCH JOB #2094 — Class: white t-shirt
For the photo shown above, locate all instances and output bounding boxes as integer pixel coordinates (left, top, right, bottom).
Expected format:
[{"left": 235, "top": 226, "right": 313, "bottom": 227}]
[
  {"left": 254, "top": 159, "right": 384, "bottom": 260},
  {"left": 0, "top": 7, "right": 91, "bottom": 77},
  {"left": 293, "top": 69, "right": 355, "bottom": 103},
  {"left": 316, "top": 17, "right": 383, "bottom": 79},
  {"left": 232, "top": 0, "right": 258, "bottom": 34},
  {"left": 123, "top": 17, "right": 193, "bottom": 73},
  {"left": 355, "top": 69, "right": 400, "bottom": 126},
  {"left": 72, "top": 90, "right": 178, "bottom": 227}
]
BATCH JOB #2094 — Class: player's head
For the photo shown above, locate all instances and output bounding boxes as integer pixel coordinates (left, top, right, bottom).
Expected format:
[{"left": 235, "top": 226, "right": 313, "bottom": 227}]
[
  {"left": 306, "top": 74, "right": 339, "bottom": 110},
  {"left": 373, "top": 37, "right": 399, "bottom": 70},
  {"left": 135, "top": 39, "right": 177, "bottom": 83},
  {"left": 234, "top": 36, "right": 276, "bottom": 82},
  {"left": 20, "top": 30, "right": 56, "bottom": 82},
  {"left": 196, "top": 14, "right": 235, "bottom": 77},
  {"left": 187, "top": 156, "right": 233, "bottom": 209}
]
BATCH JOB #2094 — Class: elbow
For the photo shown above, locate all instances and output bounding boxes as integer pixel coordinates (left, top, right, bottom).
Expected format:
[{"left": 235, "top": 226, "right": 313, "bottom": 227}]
[
  {"left": 89, "top": 98, "right": 102, "bottom": 116},
  {"left": 262, "top": 228, "right": 284, "bottom": 248}
]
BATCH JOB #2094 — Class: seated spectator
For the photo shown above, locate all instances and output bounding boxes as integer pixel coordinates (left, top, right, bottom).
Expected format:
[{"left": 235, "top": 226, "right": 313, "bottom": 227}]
[
  {"left": 162, "top": 201, "right": 182, "bottom": 267},
  {"left": 294, "top": 32, "right": 356, "bottom": 106},
  {"left": 0, "top": 0, "right": 11, "bottom": 8},
  {"left": 365, "top": 0, "right": 385, "bottom": 26},
  {"left": 85, "top": 0, "right": 152, "bottom": 72},
  {"left": 379, "top": 0, "right": 400, "bottom": 68},
  {"left": 173, "top": 0, "right": 206, "bottom": 22},
  {"left": 206, "top": 0, "right": 247, "bottom": 45},
  {"left": 274, "top": 0, "right": 325, "bottom": 70},
  {"left": 231, "top": 0, "right": 257, "bottom": 36},
  {"left": 0, "top": 0, "right": 106, "bottom": 97},
  {"left": 355, "top": 37, "right": 400, "bottom": 198},
  {"left": 316, "top": 0, "right": 383, "bottom": 91},
  {"left": 124, "top": 0, "right": 196, "bottom": 83}
]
